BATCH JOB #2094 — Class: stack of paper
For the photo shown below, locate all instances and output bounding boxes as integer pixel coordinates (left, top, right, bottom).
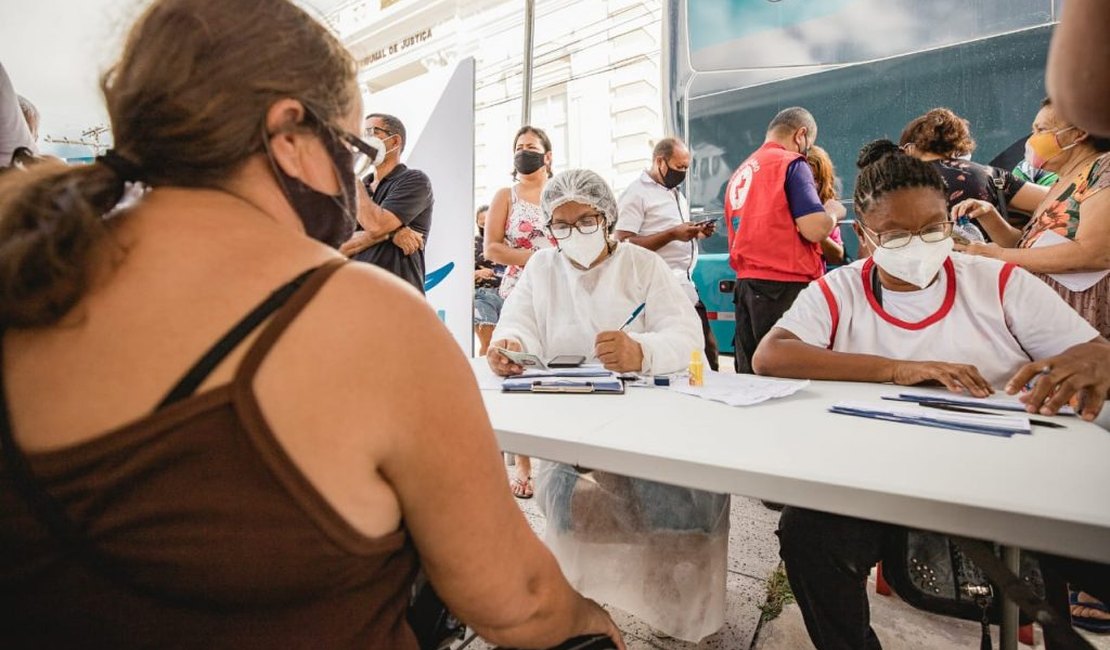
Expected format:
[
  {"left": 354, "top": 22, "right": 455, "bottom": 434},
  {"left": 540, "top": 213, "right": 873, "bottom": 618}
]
[
  {"left": 896, "top": 392, "right": 1076, "bottom": 416},
  {"left": 503, "top": 371, "right": 624, "bottom": 394},
  {"left": 831, "top": 400, "right": 1032, "bottom": 437},
  {"left": 668, "top": 371, "right": 809, "bottom": 407}
]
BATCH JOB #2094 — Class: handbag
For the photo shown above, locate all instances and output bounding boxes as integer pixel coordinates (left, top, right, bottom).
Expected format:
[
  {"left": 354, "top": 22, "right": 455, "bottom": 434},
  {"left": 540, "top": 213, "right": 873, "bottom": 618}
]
[{"left": 882, "top": 529, "right": 1093, "bottom": 650}]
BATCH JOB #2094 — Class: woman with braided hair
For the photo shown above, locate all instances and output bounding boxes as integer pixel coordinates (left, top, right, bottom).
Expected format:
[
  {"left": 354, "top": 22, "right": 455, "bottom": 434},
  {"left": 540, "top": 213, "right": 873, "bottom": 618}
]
[{"left": 752, "top": 139, "right": 1110, "bottom": 650}]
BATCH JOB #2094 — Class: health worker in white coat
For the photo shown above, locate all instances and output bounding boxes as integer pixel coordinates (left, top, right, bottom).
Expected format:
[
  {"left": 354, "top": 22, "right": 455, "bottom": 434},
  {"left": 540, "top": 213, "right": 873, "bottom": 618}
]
[{"left": 488, "top": 169, "right": 729, "bottom": 642}]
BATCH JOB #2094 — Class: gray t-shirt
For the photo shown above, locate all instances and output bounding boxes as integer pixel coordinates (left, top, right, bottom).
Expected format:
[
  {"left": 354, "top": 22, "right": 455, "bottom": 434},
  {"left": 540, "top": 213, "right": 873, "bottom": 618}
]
[{"left": 0, "top": 62, "right": 35, "bottom": 167}]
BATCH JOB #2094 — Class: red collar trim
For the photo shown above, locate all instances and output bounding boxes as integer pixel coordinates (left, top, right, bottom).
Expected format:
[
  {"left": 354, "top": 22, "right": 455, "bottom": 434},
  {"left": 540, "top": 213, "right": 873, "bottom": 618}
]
[{"left": 861, "top": 257, "right": 956, "bottom": 330}]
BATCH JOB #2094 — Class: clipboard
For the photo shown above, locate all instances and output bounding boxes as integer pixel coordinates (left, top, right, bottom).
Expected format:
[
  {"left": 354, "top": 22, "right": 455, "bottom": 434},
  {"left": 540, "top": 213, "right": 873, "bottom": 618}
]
[{"left": 502, "top": 377, "right": 626, "bottom": 394}]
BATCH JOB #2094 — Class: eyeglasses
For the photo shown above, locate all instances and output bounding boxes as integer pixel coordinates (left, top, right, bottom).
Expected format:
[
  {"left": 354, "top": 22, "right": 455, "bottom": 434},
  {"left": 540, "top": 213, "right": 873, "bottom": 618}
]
[
  {"left": 547, "top": 213, "right": 604, "bottom": 240},
  {"left": 366, "top": 125, "right": 394, "bottom": 138},
  {"left": 859, "top": 220, "right": 953, "bottom": 249},
  {"left": 342, "top": 133, "right": 381, "bottom": 178}
]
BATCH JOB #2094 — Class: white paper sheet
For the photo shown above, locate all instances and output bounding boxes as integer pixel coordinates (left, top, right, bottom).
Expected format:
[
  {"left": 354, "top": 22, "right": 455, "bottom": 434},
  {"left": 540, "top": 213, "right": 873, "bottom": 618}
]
[
  {"left": 1029, "top": 229, "right": 1110, "bottom": 292},
  {"left": 668, "top": 371, "right": 809, "bottom": 407}
]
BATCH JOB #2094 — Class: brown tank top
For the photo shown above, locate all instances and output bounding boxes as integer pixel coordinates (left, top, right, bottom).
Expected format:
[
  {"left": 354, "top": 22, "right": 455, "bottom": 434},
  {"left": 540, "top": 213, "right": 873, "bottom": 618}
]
[{"left": 0, "top": 260, "right": 420, "bottom": 649}]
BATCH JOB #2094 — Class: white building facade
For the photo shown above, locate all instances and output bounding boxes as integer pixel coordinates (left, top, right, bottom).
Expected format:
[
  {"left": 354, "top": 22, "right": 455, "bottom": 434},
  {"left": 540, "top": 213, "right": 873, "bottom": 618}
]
[{"left": 327, "top": 0, "right": 664, "bottom": 210}]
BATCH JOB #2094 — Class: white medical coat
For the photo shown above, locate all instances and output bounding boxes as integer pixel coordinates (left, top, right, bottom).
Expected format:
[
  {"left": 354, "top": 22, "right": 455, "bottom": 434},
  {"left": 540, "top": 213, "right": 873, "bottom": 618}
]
[{"left": 492, "top": 242, "right": 704, "bottom": 374}]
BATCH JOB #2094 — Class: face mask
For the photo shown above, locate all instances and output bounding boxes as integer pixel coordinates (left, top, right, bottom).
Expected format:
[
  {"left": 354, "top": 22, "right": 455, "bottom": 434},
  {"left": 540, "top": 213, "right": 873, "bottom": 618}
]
[
  {"left": 514, "top": 150, "right": 546, "bottom": 175},
  {"left": 558, "top": 224, "right": 608, "bottom": 268},
  {"left": 796, "top": 131, "right": 811, "bottom": 157},
  {"left": 362, "top": 135, "right": 388, "bottom": 167},
  {"left": 1025, "top": 127, "right": 1077, "bottom": 170},
  {"left": 869, "top": 235, "right": 953, "bottom": 289},
  {"left": 266, "top": 126, "right": 357, "bottom": 249},
  {"left": 659, "top": 160, "right": 687, "bottom": 189}
]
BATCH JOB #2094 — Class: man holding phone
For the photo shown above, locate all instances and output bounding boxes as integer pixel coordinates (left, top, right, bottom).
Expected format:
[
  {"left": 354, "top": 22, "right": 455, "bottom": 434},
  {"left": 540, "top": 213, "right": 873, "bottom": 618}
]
[{"left": 615, "top": 137, "right": 720, "bottom": 370}]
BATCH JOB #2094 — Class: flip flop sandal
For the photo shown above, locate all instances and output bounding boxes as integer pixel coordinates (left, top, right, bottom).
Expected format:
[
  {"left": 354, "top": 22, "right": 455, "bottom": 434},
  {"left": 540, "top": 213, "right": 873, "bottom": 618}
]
[
  {"left": 510, "top": 476, "right": 534, "bottom": 500},
  {"left": 1071, "top": 592, "right": 1110, "bottom": 633},
  {"left": 1071, "top": 591, "right": 1110, "bottom": 613}
]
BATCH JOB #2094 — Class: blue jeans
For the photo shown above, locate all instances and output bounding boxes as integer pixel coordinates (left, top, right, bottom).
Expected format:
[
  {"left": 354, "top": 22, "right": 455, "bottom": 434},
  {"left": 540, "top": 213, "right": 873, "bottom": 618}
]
[{"left": 474, "top": 287, "right": 504, "bottom": 326}]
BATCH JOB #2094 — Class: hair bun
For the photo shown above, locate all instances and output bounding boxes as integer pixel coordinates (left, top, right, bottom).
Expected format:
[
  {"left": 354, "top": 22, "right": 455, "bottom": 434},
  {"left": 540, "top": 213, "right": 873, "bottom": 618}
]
[{"left": 856, "top": 139, "right": 901, "bottom": 169}]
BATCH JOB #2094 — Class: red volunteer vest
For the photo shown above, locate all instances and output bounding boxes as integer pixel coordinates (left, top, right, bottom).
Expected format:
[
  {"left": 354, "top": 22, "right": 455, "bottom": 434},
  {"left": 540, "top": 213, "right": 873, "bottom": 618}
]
[{"left": 724, "top": 142, "right": 823, "bottom": 282}]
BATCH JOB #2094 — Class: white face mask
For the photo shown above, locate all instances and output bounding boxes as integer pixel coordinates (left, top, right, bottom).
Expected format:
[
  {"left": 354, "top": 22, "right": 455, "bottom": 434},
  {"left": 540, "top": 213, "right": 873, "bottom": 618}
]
[
  {"left": 870, "top": 235, "right": 953, "bottom": 289},
  {"left": 559, "top": 227, "right": 608, "bottom": 268}
]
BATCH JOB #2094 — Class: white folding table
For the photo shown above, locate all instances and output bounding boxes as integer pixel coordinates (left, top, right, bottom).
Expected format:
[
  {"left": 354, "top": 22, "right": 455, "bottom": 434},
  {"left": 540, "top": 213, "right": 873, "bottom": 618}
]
[{"left": 473, "top": 359, "right": 1110, "bottom": 649}]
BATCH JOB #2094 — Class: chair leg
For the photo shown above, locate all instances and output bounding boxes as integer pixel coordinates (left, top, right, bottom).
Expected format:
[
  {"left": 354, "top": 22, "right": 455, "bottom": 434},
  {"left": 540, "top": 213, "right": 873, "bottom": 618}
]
[{"left": 876, "top": 560, "right": 892, "bottom": 596}]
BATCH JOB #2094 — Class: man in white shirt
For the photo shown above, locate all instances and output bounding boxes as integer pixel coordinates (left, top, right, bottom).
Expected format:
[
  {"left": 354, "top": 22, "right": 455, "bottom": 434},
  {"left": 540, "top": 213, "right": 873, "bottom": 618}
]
[{"left": 615, "top": 137, "right": 719, "bottom": 370}]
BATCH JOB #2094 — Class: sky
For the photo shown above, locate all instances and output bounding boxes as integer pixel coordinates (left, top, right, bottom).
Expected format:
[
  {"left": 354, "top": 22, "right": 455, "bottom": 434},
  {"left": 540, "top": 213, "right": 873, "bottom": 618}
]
[{"left": 0, "top": 0, "right": 345, "bottom": 157}]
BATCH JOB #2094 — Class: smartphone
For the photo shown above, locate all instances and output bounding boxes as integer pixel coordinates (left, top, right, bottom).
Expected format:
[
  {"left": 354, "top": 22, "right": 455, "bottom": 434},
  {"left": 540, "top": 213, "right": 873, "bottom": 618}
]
[
  {"left": 548, "top": 354, "right": 586, "bottom": 368},
  {"left": 492, "top": 347, "right": 548, "bottom": 370}
]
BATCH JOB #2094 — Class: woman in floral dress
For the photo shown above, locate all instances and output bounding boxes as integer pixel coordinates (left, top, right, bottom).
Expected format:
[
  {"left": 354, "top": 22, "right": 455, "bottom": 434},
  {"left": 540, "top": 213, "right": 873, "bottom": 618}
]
[
  {"left": 954, "top": 98, "right": 1110, "bottom": 339},
  {"left": 483, "top": 125, "right": 558, "bottom": 499}
]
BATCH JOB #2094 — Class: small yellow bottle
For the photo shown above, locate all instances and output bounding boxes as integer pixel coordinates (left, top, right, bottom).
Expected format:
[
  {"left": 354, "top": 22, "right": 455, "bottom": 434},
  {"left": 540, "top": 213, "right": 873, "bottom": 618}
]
[{"left": 688, "top": 349, "right": 704, "bottom": 387}]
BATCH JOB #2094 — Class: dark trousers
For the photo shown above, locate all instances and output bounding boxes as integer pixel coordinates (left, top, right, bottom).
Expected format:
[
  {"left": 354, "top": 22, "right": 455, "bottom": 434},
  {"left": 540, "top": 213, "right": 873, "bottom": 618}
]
[
  {"left": 778, "top": 506, "right": 1110, "bottom": 650},
  {"left": 733, "top": 278, "right": 808, "bottom": 374},
  {"left": 694, "top": 300, "right": 720, "bottom": 372}
]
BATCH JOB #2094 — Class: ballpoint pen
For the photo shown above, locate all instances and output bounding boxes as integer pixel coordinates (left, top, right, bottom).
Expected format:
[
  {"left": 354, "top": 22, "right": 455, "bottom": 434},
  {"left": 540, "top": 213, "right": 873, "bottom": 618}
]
[{"left": 618, "top": 302, "right": 646, "bottom": 331}]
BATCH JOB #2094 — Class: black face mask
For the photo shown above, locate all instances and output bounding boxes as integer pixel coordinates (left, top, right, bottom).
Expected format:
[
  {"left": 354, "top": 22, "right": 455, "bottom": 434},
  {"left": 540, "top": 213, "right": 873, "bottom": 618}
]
[
  {"left": 265, "top": 125, "right": 357, "bottom": 249},
  {"left": 659, "top": 160, "right": 687, "bottom": 189},
  {"left": 514, "top": 150, "right": 546, "bottom": 175}
]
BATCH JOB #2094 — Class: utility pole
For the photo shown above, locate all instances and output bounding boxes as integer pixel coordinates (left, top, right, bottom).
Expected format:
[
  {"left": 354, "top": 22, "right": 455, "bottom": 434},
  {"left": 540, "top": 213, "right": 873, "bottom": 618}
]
[{"left": 521, "top": 0, "right": 535, "bottom": 126}]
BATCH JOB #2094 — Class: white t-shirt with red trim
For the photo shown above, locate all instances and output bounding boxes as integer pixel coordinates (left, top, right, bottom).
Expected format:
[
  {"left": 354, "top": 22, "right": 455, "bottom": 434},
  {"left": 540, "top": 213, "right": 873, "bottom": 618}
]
[{"left": 774, "top": 253, "right": 1099, "bottom": 387}]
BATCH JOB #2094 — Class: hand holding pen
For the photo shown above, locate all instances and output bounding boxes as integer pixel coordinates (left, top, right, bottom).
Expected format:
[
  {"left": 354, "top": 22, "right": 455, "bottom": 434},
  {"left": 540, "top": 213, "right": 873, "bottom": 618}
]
[{"left": 595, "top": 303, "right": 646, "bottom": 373}]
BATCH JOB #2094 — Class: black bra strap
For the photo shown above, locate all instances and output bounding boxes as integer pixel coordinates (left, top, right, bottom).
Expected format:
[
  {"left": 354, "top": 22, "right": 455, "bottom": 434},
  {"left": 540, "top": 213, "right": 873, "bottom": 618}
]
[{"left": 155, "top": 264, "right": 322, "bottom": 410}]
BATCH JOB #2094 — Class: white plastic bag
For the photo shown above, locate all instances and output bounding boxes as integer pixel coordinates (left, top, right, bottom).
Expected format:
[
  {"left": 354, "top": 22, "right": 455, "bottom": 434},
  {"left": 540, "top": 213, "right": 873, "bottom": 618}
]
[{"left": 534, "top": 460, "right": 730, "bottom": 641}]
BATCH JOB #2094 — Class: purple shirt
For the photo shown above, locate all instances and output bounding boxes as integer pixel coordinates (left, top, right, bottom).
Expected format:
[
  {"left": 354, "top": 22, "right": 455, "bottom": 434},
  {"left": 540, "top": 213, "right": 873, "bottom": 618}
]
[{"left": 784, "top": 158, "right": 825, "bottom": 219}]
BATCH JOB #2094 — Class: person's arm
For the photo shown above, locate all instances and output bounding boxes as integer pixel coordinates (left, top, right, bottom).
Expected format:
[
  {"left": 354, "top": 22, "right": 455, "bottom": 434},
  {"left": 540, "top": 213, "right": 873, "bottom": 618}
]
[
  {"left": 951, "top": 199, "right": 1024, "bottom": 247},
  {"left": 260, "top": 266, "right": 622, "bottom": 649},
  {"left": 0, "top": 62, "right": 35, "bottom": 166},
  {"left": 753, "top": 328, "right": 994, "bottom": 395},
  {"left": 819, "top": 237, "right": 845, "bottom": 265},
  {"left": 1008, "top": 178, "right": 1049, "bottom": 214},
  {"left": 616, "top": 255, "right": 704, "bottom": 374},
  {"left": 490, "top": 255, "right": 546, "bottom": 357},
  {"left": 376, "top": 171, "right": 432, "bottom": 250},
  {"left": 1047, "top": 0, "right": 1110, "bottom": 136},
  {"left": 484, "top": 188, "right": 534, "bottom": 267},
  {"left": 615, "top": 223, "right": 706, "bottom": 250},
  {"left": 784, "top": 160, "right": 835, "bottom": 243},
  {"left": 957, "top": 189, "right": 1110, "bottom": 272},
  {"left": 356, "top": 179, "right": 405, "bottom": 239}
]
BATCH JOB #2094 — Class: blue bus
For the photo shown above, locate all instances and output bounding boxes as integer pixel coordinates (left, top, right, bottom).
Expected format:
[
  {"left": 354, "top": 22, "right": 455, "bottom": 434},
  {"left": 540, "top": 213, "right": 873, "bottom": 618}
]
[{"left": 663, "top": 0, "right": 1061, "bottom": 352}]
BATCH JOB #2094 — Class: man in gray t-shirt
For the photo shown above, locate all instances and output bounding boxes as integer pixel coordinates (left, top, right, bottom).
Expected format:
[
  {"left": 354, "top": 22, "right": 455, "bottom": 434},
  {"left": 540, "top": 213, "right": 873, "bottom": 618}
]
[{"left": 0, "top": 62, "right": 36, "bottom": 167}]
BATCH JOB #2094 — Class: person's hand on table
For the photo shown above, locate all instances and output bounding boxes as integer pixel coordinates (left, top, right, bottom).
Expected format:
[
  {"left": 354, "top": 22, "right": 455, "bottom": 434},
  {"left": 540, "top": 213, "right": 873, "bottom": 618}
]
[
  {"left": 594, "top": 331, "right": 644, "bottom": 373},
  {"left": 1006, "top": 345, "right": 1110, "bottom": 421},
  {"left": 891, "top": 360, "right": 994, "bottom": 398},
  {"left": 392, "top": 227, "right": 424, "bottom": 255},
  {"left": 339, "top": 231, "right": 374, "bottom": 257},
  {"left": 488, "top": 339, "right": 525, "bottom": 377}
]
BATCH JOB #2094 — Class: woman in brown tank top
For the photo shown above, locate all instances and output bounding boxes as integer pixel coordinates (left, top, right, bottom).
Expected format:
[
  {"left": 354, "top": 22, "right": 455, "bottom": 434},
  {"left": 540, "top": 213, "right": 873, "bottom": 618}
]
[{"left": 0, "top": 1, "right": 622, "bottom": 648}]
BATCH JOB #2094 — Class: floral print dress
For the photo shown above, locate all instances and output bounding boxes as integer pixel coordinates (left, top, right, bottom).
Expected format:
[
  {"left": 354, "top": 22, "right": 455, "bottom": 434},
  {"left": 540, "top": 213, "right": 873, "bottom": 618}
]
[
  {"left": 1017, "top": 152, "right": 1110, "bottom": 337},
  {"left": 498, "top": 186, "right": 557, "bottom": 299}
]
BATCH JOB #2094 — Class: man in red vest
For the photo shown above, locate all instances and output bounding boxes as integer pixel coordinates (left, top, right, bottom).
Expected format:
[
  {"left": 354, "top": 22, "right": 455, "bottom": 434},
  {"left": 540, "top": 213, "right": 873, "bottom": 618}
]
[{"left": 724, "top": 107, "right": 837, "bottom": 373}]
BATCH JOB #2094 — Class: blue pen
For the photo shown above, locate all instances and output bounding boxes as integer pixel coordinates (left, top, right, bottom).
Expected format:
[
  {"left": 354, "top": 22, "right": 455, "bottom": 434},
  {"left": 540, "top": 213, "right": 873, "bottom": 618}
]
[{"left": 618, "top": 303, "right": 646, "bottom": 331}]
